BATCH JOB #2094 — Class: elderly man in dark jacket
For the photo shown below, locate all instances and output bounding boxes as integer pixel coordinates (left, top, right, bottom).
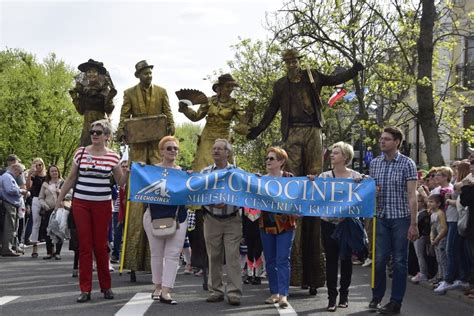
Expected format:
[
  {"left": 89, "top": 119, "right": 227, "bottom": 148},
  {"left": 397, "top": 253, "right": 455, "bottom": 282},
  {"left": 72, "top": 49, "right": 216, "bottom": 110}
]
[{"left": 248, "top": 49, "right": 363, "bottom": 294}]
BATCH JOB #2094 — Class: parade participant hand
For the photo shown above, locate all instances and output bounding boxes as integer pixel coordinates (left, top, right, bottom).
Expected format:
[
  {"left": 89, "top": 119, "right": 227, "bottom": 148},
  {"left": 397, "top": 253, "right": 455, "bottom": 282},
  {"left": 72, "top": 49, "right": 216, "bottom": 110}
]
[
  {"left": 354, "top": 61, "right": 364, "bottom": 72},
  {"left": 307, "top": 174, "right": 317, "bottom": 181},
  {"left": 407, "top": 224, "right": 419, "bottom": 242},
  {"left": 247, "top": 127, "right": 261, "bottom": 140},
  {"left": 186, "top": 170, "right": 194, "bottom": 174},
  {"left": 213, "top": 203, "right": 225, "bottom": 209},
  {"left": 431, "top": 239, "right": 438, "bottom": 246},
  {"left": 137, "top": 161, "right": 146, "bottom": 167}
]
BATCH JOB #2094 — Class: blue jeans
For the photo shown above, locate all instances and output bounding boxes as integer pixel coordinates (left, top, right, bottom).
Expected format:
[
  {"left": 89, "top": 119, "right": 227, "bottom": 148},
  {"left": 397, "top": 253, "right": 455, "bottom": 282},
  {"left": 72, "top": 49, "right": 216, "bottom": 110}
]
[
  {"left": 372, "top": 217, "right": 410, "bottom": 304},
  {"left": 445, "top": 222, "right": 470, "bottom": 282},
  {"left": 112, "top": 212, "right": 123, "bottom": 259},
  {"left": 260, "top": 229, "right": 294, "bottom": 296}
]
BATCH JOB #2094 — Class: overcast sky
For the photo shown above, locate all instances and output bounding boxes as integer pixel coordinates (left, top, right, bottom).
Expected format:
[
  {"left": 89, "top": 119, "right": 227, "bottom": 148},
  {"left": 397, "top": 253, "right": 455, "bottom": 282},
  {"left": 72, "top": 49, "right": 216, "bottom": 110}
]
[{"left": 0, "top": 0, "right": 282, "bottom": 126}]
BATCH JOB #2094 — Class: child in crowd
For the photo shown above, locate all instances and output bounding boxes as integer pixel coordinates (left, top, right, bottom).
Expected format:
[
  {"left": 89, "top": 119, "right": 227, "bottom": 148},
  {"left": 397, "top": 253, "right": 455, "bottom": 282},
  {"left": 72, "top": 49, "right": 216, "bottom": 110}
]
[
  {"left": 429, "top": 194, "right": 449, "bottom": 294},
  {"left": 411, "top": 189, "right": 431, "bottom": 283}
]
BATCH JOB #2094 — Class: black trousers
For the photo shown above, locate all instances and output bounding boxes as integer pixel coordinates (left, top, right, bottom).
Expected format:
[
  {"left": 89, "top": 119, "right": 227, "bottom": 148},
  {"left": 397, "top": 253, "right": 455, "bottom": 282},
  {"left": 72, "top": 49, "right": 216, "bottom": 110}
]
[
  {"left": 321, "top": 220, "right": 352, "bottom": 301},
  {"left": 242, "top": 216, "right": 262, "bottom": 262}
]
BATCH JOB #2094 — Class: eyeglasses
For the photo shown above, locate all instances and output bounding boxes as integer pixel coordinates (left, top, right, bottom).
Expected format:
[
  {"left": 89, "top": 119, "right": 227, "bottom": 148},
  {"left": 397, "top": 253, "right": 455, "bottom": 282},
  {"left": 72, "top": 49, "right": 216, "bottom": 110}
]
[
  {"left": 379, "top": 137, "right": 394, "bottom": 142},
  {"left": 265, "top": 157, "right": 276, "bottom": 161},
  {"left": 429, "top": 174, "right": 436, "bottom": 178},
  {"left": 166, "top": 146, "right": 179, "bottom": 152},
  {"left": 36, "top": 164, "right": 43, "bottom": 167},
  {"left": 89, "top": 130, "right": 104, "bottom": 136}
]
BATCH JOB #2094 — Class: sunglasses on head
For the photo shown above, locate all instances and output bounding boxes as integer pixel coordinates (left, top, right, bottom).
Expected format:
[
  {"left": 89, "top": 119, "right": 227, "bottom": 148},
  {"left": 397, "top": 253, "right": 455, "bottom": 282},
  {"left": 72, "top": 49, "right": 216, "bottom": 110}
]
[
  {"left": 265, "top": 156, "right": 276, "bottom": 161},
  {"left": 89, "top": 130, "right": 104, "bottom": 136},
  {"left": 166, "top": 146, "right": 179, "bottom": 152}
]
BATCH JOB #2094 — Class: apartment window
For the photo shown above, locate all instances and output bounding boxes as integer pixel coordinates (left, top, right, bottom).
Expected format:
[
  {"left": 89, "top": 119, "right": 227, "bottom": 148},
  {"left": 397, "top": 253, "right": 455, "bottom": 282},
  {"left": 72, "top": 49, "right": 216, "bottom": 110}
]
[{"left": 457, "top": 37, "right": 474, "bottom": 89}]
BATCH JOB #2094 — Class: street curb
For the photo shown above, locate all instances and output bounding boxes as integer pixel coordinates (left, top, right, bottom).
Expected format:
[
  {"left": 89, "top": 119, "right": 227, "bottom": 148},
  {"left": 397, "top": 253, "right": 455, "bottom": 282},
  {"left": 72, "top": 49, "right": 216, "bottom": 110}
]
[{"left": 410, "top": 278, "right": 474, "bottom": 306}]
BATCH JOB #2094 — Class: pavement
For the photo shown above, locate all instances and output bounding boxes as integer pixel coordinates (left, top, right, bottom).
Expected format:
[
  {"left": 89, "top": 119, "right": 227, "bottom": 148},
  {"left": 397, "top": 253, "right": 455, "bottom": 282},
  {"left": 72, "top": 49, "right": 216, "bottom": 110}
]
[{"left": 0, "top": 242, "right": 473, "bottom": 316}]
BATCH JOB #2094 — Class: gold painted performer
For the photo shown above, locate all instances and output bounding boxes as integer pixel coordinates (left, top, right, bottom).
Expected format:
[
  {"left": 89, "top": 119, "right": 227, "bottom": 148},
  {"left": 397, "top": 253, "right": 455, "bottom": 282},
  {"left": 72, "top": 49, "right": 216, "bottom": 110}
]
[
  {"left": 69, "top": 59, "right": 116, "bottom": 147},
  {"left": 117, "top": 60, "right": 175, "bottom": 280},
  {"left": 247, "top": 49, "right": 363, "bottom": 295},
  {"left": 178, "top": 73, "right": 249, "bottom": 171}
]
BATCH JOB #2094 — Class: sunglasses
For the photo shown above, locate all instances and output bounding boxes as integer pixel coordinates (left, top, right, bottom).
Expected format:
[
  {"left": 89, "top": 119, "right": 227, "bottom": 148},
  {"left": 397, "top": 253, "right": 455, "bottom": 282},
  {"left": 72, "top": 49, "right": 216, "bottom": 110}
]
[
  {"left": 89, "top": 130, "right": 104, "bottom": 136},
  {"left": 265, "top": 156, "right": 276, "bottom": 161},
  {"left": 166, "top": 146, "right": 179, "bottom": 152}
]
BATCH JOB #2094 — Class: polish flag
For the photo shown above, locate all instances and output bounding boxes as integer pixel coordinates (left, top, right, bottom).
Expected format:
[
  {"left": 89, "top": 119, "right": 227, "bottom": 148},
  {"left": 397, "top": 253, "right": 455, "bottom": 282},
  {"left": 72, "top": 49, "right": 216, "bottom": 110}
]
[{"left": 328, "top": 88, "right": 347, "bottom": 107}]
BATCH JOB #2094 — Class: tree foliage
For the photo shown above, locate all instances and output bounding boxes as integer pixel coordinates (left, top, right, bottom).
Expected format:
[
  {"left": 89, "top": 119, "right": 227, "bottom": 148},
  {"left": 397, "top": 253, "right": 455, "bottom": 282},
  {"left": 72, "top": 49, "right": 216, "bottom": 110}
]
[{"left": 0, "top": 48, "right": 82, "bottom": 174}]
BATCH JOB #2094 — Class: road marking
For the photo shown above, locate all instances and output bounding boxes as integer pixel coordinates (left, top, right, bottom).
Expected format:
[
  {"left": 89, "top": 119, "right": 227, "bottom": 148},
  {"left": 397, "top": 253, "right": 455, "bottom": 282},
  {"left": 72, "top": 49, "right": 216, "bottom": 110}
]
[
  {"left": 0, "top": 296, "right": 20, "bottom": 305},
  {"left": 274, "top": 302, "right": 297, "bottom": 315},
  {"left": 115, "top": 292, "right": 153, "bottom": 316}
]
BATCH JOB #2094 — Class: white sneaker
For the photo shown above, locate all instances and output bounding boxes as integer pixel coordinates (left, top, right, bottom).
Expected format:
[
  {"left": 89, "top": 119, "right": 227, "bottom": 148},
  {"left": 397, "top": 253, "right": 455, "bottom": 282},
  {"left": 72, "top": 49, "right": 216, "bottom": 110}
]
[
  {"left": 109, "top": 262, "right": 115, "bottom": 272},
  {"left": 411, "top": 272, "right": 428, "bottom": 283},
  {"left": 452, "top": 280, "right": 470, "bottom": 290},
  {"left": 362, "top": 258, "right": 372, "bottom": 267},
  {"left": 434, "top": 281, "right": 450, "bottom": 294}
]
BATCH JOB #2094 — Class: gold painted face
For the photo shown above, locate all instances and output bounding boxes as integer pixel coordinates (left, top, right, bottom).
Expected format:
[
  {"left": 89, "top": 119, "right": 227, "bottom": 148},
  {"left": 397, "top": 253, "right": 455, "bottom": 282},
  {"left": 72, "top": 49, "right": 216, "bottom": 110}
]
[{"left": 138, "top": 68, "right": 153, "bottom": 86}]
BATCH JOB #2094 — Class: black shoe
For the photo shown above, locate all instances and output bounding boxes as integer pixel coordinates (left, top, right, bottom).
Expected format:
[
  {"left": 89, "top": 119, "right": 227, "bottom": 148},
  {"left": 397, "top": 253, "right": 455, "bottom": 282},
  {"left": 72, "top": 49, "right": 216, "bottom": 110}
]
[
  {"left": 378, "top": 301, "right": 401, "bottom": 314},
  {"left": 43, "top": 255, "right": 53, "bottom": 260},
  {"left": 130, "top": 270, "right": 136, "bottom": 282},
  {"left": 76, "top": 292, "right": 91, "bottom": 303},
  {"left": 309, "top": 287, "right": 317, "bottom": 295},
  {"left": 327, "top": 298, "right": 337, "bottom": 312},
  {"left": 160, "top": 294, "right": 177, "bottom": 305},
  {"left": 102, "top": 289, "right": 114, "bottom": 299},
  {"left": 202, "top": 283, "right": 208, "bottom": 291},
  {"left": 243, "top": 276, "right": 251, "bottom": 284},
  {"left": 251, "top": 276, "right": 261, "bottom": 285},
  {"left": 72, "top": 269, "right": 78, "bottom": 278},
  {"left": 338, "top": 297, "right": 348, "bottom": 308},
  {"left": 368, "top": 298, "right": 381, "bottom": 310}
]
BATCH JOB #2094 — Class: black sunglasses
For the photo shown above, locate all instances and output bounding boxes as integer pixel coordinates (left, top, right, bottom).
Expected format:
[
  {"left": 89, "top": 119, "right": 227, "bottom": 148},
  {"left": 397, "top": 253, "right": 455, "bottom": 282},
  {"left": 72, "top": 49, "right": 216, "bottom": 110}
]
[
  {"left": 89, "top": 130, "right": 104, "bottom": 136},
  {"left": 265, "top": 156, "right": 276, "bottom": 161},
  {"left": 166, "top": 146, "right": 179, "bottom": 152}
]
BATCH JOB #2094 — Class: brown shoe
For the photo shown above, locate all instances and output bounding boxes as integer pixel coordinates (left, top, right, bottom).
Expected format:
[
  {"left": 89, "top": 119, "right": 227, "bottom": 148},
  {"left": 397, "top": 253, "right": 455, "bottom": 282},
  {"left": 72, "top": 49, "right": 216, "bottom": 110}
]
[
  {"left": 228, "top": 296, "right": 241, "bottom": 306},
  {"left": 206, "top": 294, "right": 224, "bottom": 303}
]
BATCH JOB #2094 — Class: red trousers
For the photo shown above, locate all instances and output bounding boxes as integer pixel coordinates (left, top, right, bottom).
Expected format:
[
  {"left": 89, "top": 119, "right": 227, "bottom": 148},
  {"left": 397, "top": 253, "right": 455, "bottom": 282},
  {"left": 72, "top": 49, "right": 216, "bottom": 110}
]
[{"left": 73, "top": 198, "right": 112, "bottom": 292}]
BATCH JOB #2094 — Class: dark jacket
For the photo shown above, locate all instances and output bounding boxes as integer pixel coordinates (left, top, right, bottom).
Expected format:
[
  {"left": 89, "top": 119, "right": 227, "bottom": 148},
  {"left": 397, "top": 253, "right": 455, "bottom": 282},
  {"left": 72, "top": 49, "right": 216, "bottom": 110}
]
[
  {"left": 460, "top": 185, "right": 474, "bottom": 240},
  {"left": 253, "top": 66, "right": 359, "bottom": 141}
]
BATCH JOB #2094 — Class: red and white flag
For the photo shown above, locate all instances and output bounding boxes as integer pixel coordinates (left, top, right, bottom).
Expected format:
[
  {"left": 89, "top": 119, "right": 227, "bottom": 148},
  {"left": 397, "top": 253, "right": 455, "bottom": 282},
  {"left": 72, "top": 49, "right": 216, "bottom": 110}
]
[{"left": 328, "top": 88, "right": 347, "bottom": 107}]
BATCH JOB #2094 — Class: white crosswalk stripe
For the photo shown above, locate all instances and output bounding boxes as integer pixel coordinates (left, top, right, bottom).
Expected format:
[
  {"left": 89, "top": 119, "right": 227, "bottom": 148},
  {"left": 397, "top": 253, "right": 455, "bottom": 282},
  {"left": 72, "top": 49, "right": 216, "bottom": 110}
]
[
  {"left": 0, "top": 296, "right": 20, "bottom": 306},
  {"left": 115, "top": 292, "right": 153, "bottom": 316},
  {"left": 274, "top": 302, "right": 298, "bottom": 315}
]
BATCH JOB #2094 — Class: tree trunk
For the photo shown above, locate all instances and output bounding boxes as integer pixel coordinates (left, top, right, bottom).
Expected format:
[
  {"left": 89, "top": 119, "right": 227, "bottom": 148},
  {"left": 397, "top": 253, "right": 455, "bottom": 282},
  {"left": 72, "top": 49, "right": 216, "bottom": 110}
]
[{"left": 416, "top": 0, "right": 445, "bottom": 167}]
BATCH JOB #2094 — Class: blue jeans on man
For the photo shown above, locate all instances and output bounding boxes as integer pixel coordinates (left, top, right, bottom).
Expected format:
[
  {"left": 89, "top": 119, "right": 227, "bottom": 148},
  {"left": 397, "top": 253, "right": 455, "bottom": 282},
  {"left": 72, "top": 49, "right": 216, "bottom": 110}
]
[
  {"left": 372, "top": 217, "right": 410, "bottom": 304},
  {"left": 260, "top": 229, "right": 294, "bottom": 296}
]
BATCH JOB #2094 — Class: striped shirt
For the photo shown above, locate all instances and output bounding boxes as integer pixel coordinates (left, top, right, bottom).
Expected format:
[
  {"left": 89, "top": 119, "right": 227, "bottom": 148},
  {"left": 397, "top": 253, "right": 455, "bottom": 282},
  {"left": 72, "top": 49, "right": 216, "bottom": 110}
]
[
  {"left": 73, "top": 147, "right": 120, "bottom": 201},
  {"left": 370, "top": 152, "right": 417, "bottom": 219}
]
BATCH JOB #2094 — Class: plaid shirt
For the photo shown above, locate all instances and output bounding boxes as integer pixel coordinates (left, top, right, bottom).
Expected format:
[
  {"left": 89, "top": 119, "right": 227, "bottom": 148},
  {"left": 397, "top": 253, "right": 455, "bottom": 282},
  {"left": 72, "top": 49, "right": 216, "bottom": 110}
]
[
  {"left": 370, "top": 152, "right": 417, "bottom": 219},
  {"left": 201, "top": 163, "right": 240, "bottom": 217}
]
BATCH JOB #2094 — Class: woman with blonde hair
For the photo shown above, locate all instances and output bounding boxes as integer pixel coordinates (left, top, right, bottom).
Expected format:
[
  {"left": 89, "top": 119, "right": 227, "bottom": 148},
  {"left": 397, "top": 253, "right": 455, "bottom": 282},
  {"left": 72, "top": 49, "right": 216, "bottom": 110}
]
[
  {"left": 144, "top": 135, "right": 188, "bottom": 305},
  {"left": 27, "top": 157, "right": 47, "bottom": 258},
  {"left": 56, "top": 119, "right": 127, "bottom": 303},
  {"left": 318, "top": 141, "right": 364, "bottom": 312}
]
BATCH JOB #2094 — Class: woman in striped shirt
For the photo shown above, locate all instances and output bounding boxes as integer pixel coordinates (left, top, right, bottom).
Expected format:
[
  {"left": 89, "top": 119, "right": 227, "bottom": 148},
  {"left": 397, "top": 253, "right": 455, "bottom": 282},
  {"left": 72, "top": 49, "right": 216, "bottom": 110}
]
[{"left": 56, "top": 119, "right": 127, "bottom": 303}]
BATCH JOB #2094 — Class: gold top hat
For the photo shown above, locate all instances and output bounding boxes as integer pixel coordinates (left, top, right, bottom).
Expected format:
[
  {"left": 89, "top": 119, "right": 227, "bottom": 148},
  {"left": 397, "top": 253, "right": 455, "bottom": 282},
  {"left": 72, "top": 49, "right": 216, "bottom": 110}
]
[
  {"left": 212, "top": 73, "right": 239, "bottom": 92},
  {"left": 282, "top": 49, "right": 302, "bottom": 61},
  {"left": 134, "top": 60, "right": 154, "bottom": 77},
  {"left": 78, "top": 59, "right": 107, "bottom": 75}
]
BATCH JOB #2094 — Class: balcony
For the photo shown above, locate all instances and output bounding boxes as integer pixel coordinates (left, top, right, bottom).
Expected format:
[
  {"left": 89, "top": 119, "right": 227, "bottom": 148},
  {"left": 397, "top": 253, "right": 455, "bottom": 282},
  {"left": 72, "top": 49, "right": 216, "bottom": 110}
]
[{"left": 456, "top": 64, "right": 474, "bottom": 89}]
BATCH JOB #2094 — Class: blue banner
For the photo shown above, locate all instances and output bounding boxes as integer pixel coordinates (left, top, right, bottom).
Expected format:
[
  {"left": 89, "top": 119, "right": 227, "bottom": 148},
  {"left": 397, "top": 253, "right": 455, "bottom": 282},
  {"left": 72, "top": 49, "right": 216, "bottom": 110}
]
[{"left": 129, "top": 163, "right": 376, "bottom": 218}]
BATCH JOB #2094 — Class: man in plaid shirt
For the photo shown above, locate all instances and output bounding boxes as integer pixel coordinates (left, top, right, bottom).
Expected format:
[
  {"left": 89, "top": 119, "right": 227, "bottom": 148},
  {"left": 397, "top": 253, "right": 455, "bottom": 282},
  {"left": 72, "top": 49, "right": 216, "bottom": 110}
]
[{"left": 368, "top": 127, "right": 419, "bottom": 314}]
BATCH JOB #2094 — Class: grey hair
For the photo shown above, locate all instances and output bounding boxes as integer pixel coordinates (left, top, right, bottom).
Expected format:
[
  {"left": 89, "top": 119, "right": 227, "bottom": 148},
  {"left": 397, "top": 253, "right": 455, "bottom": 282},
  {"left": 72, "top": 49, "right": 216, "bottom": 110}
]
[
  {"left": 9, "top": 162, "right": 24, "bottom": 173},
  {"left": 90, "top": 119, "right": 112, "bottom": 136},
  {"left": 214, "top": 138, "right": 233, "bottom": 154}
]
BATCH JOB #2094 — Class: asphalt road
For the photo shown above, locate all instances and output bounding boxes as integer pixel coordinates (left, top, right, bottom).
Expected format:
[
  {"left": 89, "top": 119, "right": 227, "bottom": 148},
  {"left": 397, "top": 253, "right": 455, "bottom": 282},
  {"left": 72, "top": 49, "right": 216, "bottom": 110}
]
[{"left": 1, "top": 242, "right": 473, "bottom": 316}]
